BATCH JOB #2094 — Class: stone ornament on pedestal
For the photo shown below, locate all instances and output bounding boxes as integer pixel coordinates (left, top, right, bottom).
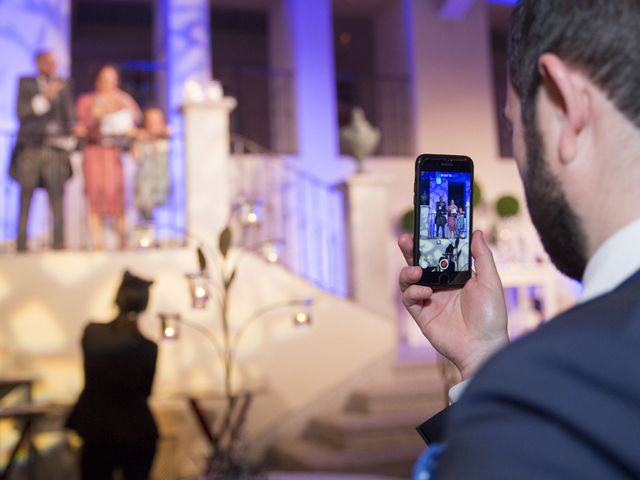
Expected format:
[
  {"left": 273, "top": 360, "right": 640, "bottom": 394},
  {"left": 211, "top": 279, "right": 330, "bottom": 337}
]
[{"left": 340, "top": 107, "right": 381, "bottom": 173}]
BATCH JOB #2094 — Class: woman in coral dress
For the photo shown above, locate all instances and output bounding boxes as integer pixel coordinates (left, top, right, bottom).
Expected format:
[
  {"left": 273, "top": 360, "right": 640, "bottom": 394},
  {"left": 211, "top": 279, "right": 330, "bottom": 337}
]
[
  {"left": 76, "top": 65, "right": 141, "bottom": 249},
  {"left": 447, "top": 199, "right": 459, "bottom": 239}
]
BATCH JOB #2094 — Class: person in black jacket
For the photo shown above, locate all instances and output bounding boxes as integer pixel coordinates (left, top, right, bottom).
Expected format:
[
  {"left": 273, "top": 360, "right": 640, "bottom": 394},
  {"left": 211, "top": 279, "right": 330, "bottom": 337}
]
[
  {"left": 434, "top": 196, "right": 447, "bottom": 240},
  {"left": 10, "top": 50, "right": 79, "bottom": 251},
  {"left": 66, "top": 271, "right": 158, "bottom": 480},
  {"left": 399, "top": 1, "right": 640, "bottom": 478}
]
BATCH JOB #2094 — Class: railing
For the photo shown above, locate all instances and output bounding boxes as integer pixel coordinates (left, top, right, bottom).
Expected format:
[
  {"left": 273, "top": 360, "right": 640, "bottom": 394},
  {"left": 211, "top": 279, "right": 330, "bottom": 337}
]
[
  {"left": 216, "top": 66, "right": 297, "bottom": 155},
  {"left": 1, "top": 129, "right": 348, "bottom": 297},
  {"left": 229, "top": 134, "right": 348, "bottom": 297},
  {"left": 0, "top": 132, "right": 186, "bottom": 252},
  {"left": 337, "top": 72, "right": 413, "bottom": 157}
]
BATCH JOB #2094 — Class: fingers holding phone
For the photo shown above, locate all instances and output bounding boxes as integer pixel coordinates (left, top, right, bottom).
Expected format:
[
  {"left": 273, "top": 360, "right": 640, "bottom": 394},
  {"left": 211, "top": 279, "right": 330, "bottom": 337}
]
[
  {"left": 400, "top": 230, "right": 508, "bottom": 379},
  {"left": 399, "top": 155, "right": 510, "bottom": 379}
]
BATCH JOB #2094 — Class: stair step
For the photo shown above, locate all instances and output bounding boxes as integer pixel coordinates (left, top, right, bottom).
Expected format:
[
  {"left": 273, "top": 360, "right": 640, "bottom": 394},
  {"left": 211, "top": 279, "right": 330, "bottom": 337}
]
[
  {"left": 346, "top": 381, "right": 445, "bottom": 415},
  {"left": 269, "top": 437, "right": 425, "bottom": 477},
  {"left": 304, "top": 411, "right": 429, "bottom": 450}
]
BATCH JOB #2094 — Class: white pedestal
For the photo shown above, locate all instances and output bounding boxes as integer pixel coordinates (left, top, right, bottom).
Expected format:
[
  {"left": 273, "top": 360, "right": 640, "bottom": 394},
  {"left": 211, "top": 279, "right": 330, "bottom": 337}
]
[
  {"left": 183, "top": 97, "right": 236, "bottom": 244},
  {"left": 344, "top": 173, "right": 394, "bottom": 318}
]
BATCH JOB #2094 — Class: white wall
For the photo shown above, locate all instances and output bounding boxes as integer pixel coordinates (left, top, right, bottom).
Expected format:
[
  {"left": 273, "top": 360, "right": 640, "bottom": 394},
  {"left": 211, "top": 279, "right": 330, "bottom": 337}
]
[{"left": 408, "top": 0, "right": 524, "bottom": 204}]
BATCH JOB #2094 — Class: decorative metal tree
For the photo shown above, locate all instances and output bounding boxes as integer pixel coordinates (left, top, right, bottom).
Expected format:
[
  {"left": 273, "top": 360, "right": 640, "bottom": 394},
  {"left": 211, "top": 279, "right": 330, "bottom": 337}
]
[{"left": 159, "top": 223, "right": 312, "bottom": 479}]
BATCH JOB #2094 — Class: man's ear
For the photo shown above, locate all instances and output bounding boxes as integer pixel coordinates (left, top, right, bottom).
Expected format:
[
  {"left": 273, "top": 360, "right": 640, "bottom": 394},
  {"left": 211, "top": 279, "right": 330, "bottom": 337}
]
[{"left": 538, "top": 53, "right": 590, "bottom": 164}]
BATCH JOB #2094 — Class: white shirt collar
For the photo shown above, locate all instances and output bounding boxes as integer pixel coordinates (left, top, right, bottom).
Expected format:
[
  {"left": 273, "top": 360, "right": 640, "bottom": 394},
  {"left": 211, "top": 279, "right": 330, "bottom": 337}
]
[{"left": 580, "top": 218, "right": 640, "bottom": 303}]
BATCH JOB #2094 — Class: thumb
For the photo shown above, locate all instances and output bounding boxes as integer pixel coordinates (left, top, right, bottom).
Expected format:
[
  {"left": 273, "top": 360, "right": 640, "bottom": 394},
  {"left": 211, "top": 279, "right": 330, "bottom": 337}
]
[{"left": 471, "top": 230, "right": 502, "bottom": 287}]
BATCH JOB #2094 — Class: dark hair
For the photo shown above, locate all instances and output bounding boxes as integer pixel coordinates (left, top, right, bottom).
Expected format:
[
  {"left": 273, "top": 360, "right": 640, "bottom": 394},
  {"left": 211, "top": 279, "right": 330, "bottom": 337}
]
[
  {"left": 114, "top": 271, "right": 153, "bottom": 314},
  {"left": 34, "top": 50, "right": 52, "bottom": 62},
  {"left": 94, "top": 64, "right": 120, "bottom": 84},
  {"left": 509, "top": 1, "right": 640, "bottom": 130}
]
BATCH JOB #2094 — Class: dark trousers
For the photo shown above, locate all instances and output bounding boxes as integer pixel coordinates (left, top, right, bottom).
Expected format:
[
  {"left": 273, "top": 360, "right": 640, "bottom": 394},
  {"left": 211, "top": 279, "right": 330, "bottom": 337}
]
[
  {"left": 435, "top": 217, "right": 446, "bottom": 238},
  {"left": 81, "top": 439, "right": 156, "bottom": 480},
  {"left": 15, "top": 147, "right": 67, "bottom": 251}
]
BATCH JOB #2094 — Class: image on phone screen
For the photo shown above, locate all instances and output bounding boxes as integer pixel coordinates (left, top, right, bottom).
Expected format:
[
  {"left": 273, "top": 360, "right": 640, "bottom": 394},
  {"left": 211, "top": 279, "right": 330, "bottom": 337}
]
[{"left": 417, "top": 170, "right": 472, "bottom": 274}]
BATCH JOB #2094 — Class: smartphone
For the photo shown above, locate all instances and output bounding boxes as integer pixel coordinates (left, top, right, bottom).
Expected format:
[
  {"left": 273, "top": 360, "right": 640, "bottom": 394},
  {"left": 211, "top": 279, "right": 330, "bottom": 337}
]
[{"left": 413, "top": 154, "right": 474, "bottom": 288}]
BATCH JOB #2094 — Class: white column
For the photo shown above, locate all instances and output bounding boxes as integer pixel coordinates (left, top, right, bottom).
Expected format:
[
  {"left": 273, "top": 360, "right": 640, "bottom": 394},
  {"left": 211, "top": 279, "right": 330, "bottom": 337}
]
[
  {"left": 155, "top": 0, "right": 213, "bottom": 239},
  {"left": 405, "top": 0, "right": 522, "bottom": 201},
  {"left": 285, "top": 0, "right": 339, "bottom": 180},
  {"left": 344, "top": 174, "right": 394, "bottom": 318},
  {"left": 156, "top": 0, "right": 212, "bottom": 128},
  {"left": 183, "top": 97, "right": 236, "bottom": 244}
]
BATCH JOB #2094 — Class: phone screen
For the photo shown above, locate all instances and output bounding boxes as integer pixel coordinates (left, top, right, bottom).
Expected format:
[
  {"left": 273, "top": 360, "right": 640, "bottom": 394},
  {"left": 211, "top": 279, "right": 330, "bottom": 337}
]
[{"left": 414, "top": 154, "right": 473, "bottom": 288}]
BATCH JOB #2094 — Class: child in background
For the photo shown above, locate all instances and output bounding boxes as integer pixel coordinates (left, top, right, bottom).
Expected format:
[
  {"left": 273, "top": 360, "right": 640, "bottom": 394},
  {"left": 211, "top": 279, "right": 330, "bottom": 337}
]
[{"left": 133, "top": 108, "right": 170, "bottom": 222}]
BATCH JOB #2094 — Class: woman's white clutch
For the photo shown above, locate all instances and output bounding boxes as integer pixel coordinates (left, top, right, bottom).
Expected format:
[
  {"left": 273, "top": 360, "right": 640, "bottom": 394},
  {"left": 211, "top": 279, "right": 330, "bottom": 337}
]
[{"left": 100, "top": 109, "right": 135, "bottom": 136}]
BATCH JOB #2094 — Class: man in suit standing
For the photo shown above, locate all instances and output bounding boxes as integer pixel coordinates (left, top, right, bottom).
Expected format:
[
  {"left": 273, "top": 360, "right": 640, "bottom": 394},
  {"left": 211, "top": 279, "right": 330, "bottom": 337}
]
[
  {"left": 434, "top": 196, "right": 447, "bottom": 241},
  {"left": 10, "top": 50, "right": 78, "bottom": 251},
  {"left": 399, "top": 1, "right": 640, "bottom": 477}
]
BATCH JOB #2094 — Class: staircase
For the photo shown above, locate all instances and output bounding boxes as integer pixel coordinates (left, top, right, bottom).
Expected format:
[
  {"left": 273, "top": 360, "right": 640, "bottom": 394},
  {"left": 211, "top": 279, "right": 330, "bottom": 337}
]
[
  {"left": 230, "top": 134, "right": 348, "bottom": 296},
  {"left": 267, "top": 362, "right": 446, "bottom": 479}
]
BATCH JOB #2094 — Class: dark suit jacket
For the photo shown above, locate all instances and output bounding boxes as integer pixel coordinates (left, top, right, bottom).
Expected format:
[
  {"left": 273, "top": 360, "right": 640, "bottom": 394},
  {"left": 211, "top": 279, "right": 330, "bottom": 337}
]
[
  {"left": 418, "top": 269, "right": 640, "bottom": 479},
  {"left": 10, "top": 76, "right": 75, "bottom": 183},
  {"left": 66, "top": 322, "right": 159, "bottom": 442}
]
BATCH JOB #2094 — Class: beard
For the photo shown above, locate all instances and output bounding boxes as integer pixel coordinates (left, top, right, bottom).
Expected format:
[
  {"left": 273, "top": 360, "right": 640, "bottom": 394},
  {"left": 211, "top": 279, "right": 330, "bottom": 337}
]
[{"left": 522, "top": 119, "right": 588, "bottom": 281}]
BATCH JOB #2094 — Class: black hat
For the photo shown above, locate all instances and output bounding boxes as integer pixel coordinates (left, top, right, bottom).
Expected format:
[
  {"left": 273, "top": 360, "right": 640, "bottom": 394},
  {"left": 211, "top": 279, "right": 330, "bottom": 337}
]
[
  {"left": 118, "top": 270, "right": 153, "bottom": 290},
  {"left": 115, "top": 270, "right": 154, "bottom": 314}
]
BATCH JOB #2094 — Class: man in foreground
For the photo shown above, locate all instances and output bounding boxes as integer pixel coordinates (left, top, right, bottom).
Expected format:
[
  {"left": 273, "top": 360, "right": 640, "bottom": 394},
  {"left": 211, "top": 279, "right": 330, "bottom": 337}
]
[{"left": 399, "top": 1, "right": 640, "bottom": 477}]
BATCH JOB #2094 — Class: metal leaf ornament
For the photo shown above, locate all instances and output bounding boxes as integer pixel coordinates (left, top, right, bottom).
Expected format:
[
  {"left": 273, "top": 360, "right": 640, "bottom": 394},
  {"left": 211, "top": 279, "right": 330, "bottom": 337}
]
[
  {"left": 219, "top": 226, "right": 232, "bottom": 258},
  {"left": 225, "top": 269, "right": 237, "bottom": 290},
  {"left": 197, "top": 247, "right": 207, "bottom": 272}
]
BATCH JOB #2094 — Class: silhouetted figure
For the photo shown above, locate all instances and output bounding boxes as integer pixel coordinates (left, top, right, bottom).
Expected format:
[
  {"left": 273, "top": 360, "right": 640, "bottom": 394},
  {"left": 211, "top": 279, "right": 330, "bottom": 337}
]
[{"left": 66, "top": 271, "right": 158, "bottom": 480}]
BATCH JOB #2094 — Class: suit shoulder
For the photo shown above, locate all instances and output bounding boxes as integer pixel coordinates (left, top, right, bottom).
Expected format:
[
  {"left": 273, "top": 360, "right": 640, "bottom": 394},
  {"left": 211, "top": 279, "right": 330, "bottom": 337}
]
[
  {"left": 447, "top": 288, "right": 640, "bottom": 478},
  {"left": 17, "top": 77, "right": 36, "bottom": 89},
  {"left": 463, "top": 289, "right": 640, "bottom": 409}
]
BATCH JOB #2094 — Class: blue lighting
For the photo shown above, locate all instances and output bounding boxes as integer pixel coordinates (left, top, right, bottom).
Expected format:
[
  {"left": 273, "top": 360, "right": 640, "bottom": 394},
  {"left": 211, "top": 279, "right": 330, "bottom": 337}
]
[{"left": 486, "top": 0, "right": 519, "bottom": 5}]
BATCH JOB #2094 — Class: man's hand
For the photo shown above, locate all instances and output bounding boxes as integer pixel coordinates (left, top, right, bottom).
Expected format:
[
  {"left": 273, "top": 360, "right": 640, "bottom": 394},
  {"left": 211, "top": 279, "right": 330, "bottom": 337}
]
[
  {"left": 43, "top": 80, "right": 65, "bottom": 101},
  {"left": 398, "top": 231, "right": 509, "bottom": 379}
]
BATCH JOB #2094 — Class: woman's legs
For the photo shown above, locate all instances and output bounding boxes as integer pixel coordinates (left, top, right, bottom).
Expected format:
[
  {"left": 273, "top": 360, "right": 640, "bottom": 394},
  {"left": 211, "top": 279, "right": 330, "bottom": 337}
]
[
  {"left": 115, "top": 214, "right": 127, "bottom": 249},
  {"left": 88, "top": 213, "right": 103, "bottom": 250}
]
